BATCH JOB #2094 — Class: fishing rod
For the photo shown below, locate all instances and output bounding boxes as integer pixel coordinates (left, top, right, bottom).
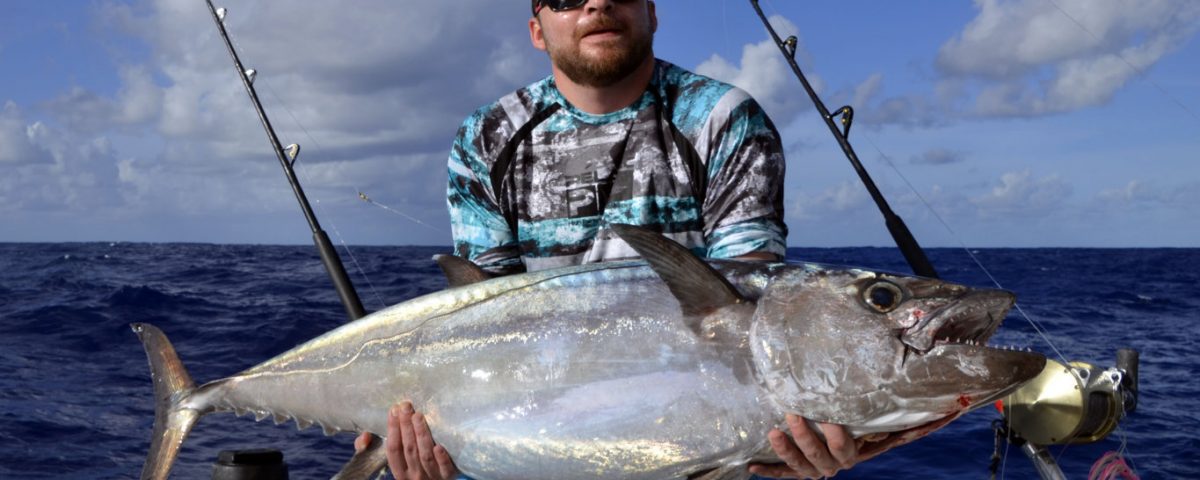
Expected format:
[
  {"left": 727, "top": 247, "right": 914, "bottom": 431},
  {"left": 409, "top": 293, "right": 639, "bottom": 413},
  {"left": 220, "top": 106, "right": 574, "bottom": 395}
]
[
  {"left": 748, "top": 0, "right": 938, "bottom": 279},
  {"left": 747, "top": 3, "right": 1142, "bottom": 479},
  {"left": 204, "top": 0, "right": 365, "bottom": 322}
]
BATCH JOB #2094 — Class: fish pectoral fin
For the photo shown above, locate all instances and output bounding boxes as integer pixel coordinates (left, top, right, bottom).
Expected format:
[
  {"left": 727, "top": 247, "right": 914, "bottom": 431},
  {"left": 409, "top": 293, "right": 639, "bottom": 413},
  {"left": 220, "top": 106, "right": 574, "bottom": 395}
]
[
  {"left": 331, "top": 433, "right": 389, "bottom": 480},
  {"left": 433, "top": 254, "right": 493, "bottom": 287},
  {"left": 610, "top": 224, "right": 746, "bottom": 319}
]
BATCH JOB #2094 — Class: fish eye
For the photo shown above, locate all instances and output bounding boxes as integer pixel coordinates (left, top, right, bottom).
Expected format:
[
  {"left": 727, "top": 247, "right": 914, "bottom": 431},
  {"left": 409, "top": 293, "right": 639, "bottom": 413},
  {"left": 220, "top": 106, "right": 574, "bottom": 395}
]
[{"left": 862, "top": 281, "right": 904, "bottom": 313}]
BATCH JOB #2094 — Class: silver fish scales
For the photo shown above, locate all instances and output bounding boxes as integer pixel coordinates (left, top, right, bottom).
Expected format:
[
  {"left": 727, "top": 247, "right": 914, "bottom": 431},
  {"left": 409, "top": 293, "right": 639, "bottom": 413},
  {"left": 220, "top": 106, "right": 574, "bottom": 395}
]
[{"left": 134, "top": 225, "right": 1044, "bottom": 479}]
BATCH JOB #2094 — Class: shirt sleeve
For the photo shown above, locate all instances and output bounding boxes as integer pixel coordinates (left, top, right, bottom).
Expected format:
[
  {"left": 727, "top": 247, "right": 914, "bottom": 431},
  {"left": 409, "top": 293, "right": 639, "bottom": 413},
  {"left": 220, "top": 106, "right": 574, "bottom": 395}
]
[
  {"left": 701, "top": 93, "right": 788, "bottom": 259},
  {"left": 446, "top": 115, "right": 526, "bottom": 275}
]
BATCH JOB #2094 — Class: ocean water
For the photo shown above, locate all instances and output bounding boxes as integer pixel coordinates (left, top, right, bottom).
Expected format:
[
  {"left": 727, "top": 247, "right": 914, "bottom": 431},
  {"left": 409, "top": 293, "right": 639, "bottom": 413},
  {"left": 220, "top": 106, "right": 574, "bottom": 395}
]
[{"left": 1, "top": 242, "right": 1196, "bottom": 479}]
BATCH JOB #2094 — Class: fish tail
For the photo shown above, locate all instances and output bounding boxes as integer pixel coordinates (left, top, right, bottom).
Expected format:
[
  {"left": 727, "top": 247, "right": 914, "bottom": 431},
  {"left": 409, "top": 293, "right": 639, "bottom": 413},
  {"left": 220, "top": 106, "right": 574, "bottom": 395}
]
[{"left": 132, "top": 323, "right": 202, "bottom": 480}]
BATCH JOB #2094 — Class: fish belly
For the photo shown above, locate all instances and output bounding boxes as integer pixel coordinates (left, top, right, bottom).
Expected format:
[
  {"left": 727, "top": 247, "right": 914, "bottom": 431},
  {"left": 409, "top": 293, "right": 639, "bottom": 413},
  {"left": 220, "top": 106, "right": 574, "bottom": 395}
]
[{"left": 216, "top": 268, "right": 775, "bottom": 479}]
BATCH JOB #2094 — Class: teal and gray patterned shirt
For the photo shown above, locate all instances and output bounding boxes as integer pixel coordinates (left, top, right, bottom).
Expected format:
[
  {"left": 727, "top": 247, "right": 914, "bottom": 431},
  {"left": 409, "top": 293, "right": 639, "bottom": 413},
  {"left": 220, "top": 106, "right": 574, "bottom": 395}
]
[{"left": 447, "top": 60, "right": 786, "bottom": 275}]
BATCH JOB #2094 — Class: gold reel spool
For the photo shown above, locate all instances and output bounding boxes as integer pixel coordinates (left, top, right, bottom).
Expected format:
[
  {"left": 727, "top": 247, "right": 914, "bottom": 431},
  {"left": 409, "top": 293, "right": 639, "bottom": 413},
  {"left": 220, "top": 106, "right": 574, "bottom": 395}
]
[{"left": 1001, "top": 359, "right": 1128, "bottom": 445}]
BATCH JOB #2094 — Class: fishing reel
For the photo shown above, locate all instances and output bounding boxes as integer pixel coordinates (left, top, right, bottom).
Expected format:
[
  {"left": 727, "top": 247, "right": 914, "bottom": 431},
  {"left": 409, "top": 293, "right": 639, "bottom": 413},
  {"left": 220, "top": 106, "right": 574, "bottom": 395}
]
[{"left": 998, "top": 348, "right": 1139, "bottom": 446}]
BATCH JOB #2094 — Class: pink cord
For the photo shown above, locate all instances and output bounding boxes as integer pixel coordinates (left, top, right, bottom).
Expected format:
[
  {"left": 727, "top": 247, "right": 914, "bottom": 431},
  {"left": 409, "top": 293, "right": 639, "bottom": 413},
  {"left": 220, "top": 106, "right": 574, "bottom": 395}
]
[{"left": 1088, "top": 451, "right": 1139, "bottom": 480}]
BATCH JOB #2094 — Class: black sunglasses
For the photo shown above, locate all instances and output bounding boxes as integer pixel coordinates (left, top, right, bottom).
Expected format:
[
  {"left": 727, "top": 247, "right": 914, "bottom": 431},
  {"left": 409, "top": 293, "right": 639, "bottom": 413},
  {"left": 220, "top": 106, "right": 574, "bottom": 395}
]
[
  {"left": 533, "top": 0, "right": 636, "bottom": 16},
  {"left": 533, "top": 0, "right": 587, "bottom": 15}
]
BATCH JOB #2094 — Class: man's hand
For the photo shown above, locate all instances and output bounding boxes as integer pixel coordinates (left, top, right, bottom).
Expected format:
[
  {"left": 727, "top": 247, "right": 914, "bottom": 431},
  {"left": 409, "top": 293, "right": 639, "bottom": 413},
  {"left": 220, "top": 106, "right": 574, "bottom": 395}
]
[
  {"left": 748, "top": 415, "right": 858, "bottom": 479},
  {"left": 355, "top": 402, "right": 459, "bottom": 480}
]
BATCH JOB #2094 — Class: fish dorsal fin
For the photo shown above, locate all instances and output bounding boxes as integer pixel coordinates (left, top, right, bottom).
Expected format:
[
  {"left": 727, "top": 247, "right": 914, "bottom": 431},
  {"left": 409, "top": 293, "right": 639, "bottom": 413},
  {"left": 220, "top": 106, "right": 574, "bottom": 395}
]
[
  {"left": 610, "top": 224, "right": 746, "bottom": 317},
  {"left": 433, "top": 254, "right": 492, "bottom": 287}
]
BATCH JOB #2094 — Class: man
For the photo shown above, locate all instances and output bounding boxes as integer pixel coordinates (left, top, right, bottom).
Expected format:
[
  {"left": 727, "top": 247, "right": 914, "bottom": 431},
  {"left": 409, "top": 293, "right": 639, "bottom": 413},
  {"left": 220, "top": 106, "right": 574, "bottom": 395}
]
[{"left": 359, "top": 0, "right": 864, "bottom": 478}]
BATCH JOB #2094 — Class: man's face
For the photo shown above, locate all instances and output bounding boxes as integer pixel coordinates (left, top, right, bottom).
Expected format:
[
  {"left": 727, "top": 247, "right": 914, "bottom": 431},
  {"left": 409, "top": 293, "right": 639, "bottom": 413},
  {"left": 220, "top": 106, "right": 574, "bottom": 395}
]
[{"left": 530, "top": 0, "right": 657, "bottom": 87}]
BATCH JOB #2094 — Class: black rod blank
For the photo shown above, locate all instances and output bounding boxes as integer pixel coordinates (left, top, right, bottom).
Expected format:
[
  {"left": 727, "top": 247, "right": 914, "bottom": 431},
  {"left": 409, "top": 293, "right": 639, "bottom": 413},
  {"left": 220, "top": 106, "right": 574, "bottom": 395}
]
[
  {"left": 205, "top": 1, "right": 366, "bottom": 320},
  {"left": 748, "top": 0, "right": 938, "bottom": 279}
]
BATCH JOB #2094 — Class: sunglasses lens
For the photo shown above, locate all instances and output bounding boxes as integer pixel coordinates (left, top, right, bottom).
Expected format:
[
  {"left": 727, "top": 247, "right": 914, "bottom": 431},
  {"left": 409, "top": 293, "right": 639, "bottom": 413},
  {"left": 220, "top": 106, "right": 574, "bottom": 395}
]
[{"left": 543, "top": 0, "right": 589, "bottom": 12}]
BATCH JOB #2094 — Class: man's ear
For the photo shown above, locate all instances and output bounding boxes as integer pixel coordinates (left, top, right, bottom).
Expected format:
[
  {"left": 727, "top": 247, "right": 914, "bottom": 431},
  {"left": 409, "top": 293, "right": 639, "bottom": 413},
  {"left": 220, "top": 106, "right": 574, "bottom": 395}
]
[
  {"left": 648, "top": 0, "right": 657, "bottom": 33},
  {"left": 529, "top": 17, "right": 548, "bottom": 51}
]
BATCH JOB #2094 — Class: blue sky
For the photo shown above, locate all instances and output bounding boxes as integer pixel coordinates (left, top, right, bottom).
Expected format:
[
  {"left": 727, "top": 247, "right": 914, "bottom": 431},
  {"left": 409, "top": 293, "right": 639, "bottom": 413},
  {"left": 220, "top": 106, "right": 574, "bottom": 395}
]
[{"left": 2, "top": 0, "right": 1197, "bottom": 247}]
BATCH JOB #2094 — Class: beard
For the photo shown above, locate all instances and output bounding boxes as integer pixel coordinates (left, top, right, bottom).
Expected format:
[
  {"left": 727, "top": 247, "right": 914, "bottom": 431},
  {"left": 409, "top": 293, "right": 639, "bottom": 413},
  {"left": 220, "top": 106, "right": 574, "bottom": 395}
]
[{"left": 545, "top": 14, "right": 654, "bottom": 87}]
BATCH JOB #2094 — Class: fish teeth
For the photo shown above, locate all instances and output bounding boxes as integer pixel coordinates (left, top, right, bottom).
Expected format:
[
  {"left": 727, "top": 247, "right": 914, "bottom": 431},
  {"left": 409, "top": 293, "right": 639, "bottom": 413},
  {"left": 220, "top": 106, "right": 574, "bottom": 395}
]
[
  {"left": 234, "top": 408, "right": 249, "bottom": 418},
  {"left": 254, "top": 411, "right": 268, "bottom": 422},
  {"left": 321, "top": 423, "right": 339, "bottom": 436},
  {"left": 273, "top": 414, "right": 287, "bottom": 425}
]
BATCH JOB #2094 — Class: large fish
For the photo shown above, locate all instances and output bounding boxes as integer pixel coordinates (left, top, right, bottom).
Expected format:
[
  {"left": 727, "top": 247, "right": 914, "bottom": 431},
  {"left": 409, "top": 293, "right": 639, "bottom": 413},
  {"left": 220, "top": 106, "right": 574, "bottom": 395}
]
[{"left": 133, "top": 225, "right": 1044, "bottom": 479}]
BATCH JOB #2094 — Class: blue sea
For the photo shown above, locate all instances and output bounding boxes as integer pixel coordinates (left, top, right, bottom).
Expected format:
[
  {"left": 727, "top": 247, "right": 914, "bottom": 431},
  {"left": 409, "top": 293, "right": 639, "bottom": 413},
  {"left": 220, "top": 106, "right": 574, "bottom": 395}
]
[{"left": 1, "top": 242, "right": 1196, "bottom": 479}]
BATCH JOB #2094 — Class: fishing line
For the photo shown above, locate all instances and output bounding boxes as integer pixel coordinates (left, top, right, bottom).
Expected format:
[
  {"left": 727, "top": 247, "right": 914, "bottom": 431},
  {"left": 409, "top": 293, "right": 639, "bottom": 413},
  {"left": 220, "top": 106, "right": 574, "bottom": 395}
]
[
  {"left": 857, "top": 101, "right": 1152, "bottom": 480},
  {"left": 743, "top": 4, "right": 1072, "bottom": 365},
  {"left": 1001, "top": 435, "right": 1012, "bottom": 479},
  {"left": 857, "top": 2, "right": 1179, "bottom": 473},
  {"left": 1109, "top": 424, "right": 1140, "bottom": 478},
  {"left": 742, "top": 4, "right": 1076, "bottom": 475},
  {"left": 257, "top": 80, "right": 392, "bottom": 312},
  {"left": 857, "top": 132, "right": 1076, "bottom": 369},
  {"left": 1044, "top": 0, "right": 1200, "bottom": 128},
  {"left": 356, "top": 192, "right": 446, "bottom": 233},
  {"left": 219, "top": 6, "right": 393, "bottom": 312},
  {"left": 721, "top": 0, "right": 733, "bottom": 64}
]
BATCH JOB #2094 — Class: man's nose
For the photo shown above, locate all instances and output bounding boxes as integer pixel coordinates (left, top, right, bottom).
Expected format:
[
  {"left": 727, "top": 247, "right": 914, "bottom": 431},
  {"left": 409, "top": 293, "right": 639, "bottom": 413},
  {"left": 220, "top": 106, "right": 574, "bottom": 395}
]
[{"left": 584, "top": 0, "right": 615, "bottom": 13}]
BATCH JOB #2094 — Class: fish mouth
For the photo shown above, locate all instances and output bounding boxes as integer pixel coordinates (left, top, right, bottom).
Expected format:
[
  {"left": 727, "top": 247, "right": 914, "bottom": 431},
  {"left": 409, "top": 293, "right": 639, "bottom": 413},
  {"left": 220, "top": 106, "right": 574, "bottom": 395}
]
[
  {"left": 896, "top": 288, "right": 1044, "bottom": 410},
  {"left": 861, "top": 343, "right": 1041, "bottom": 448},
  {"left": 888, "top": 288, "right": 1045, "bottom": 434},
  {"left": 902, "top": 289, "right": 1016, "bottom": 355}
]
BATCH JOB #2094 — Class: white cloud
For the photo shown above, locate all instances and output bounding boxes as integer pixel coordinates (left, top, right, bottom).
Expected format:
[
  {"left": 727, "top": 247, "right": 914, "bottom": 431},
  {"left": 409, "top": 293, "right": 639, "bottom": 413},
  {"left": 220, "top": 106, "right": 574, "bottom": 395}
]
[
  {"left": 1098, "top": 179, "right": 1154, "bottom": 204},
  {"left": 909, "top": 148, "right": 966, "bottom": 166},
  {"left": 853, "top": 73, "right": 883, "bottom": 108},
  {"left": 115, "top": 65, "right": 164, "bottom": 125},
  {"left": 938, "top": 0, "right": 1200, "bottom": 117},
  {"left": 0, "top": 102, "right": 52, "bottom": 165},
  {"left": 969, "top": 170, "right": 1072, "bottom": 218},
  {"left": 41, "top": 66, "right": 161, "bottom": 135},
  {"left": 1098, "top": 179, "right": 1200, "bottom": 209},
  {"left": 0, "top": 102, "right": 127, "bottom": 214},
  {"left": 5, "top": 0, "right": 550, "bottom": 242},
  {"left": 695, "top": 15, "right": 817, "bottom": 124},
  {"left": 854, "top": 0, "right": 1200, "bottom": 125},
  {"left": 787, "top": 180, "right": 870, "bottom": 222}
]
